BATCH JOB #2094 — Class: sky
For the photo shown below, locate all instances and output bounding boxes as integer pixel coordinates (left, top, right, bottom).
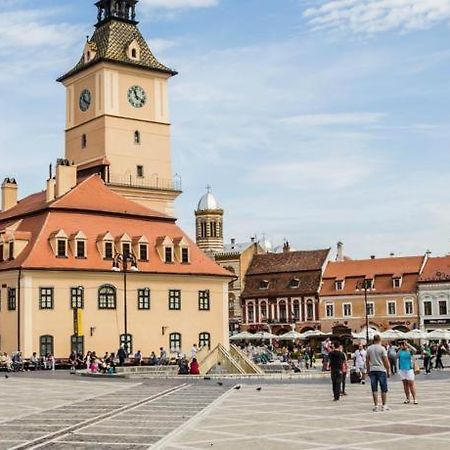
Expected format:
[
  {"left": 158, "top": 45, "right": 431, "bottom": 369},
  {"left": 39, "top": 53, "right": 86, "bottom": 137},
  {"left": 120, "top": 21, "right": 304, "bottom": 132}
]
[{"left": 1, "top": 0, "right": 450, "bottom": 259}]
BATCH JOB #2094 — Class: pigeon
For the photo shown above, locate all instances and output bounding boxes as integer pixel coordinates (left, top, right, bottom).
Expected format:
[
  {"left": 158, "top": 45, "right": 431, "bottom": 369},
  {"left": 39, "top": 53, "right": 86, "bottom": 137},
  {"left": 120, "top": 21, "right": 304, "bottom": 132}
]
[
  {"left": 4, "top": 374, "right": 9, "bottom": 379},
  {"left": 217, "top": 382, "right": 223, "bottom": 386},
  {"left": 203, "top": 376, "right": 211, "bottom": 381},
  {"left": 234, "top": 385, "right": 241, "bottom": 390},
  {"left": 256, "top": 387, "right": 262, "bottom": 391}
]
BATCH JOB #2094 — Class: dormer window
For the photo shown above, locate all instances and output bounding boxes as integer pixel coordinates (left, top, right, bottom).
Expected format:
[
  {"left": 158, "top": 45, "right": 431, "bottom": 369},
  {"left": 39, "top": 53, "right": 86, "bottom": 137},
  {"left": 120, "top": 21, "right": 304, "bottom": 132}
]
[
  {"left": 97, "top": 232, "right": 115, "bottom": 260},
  {"left": 165, "top": 247, "right": 173, "bottom": 263},
  {"left": 259, "top": 280, "right": 270, "bottom": 290},
  {"left": 83, "top": 41, "right": 97, "bottom": 64},
  {"left": 289, "top": 278, "right": 300, "bottom": 288},
  {"left": 122, "top": 242, "right": 131, "bottom": 257},
  {"left": 365, "top": 278, "right": 374, "bottom": 289},
  {"left": 138, "top": 244, "right": 147, "bottom": 261},
  {"left": 131, "top": 49, "right": 137, "bottom": 58},
  {"left": 393, "top": 277, "right": 402, "bottom": 288},
  {"left": 181, "top": 248, "right": 189, "bottom": 264},
  {"left": 70, "top": 231, "right": 87, "bottom": 259},
  {"left": 127, "top": 39, "right": 141, "bottom": 61},
  {"left": 76, "top": 240, "right": 86, "bottom": 258},
  {"left": 57, "top": 239, "right": 67, "bottom": 257},
  {"left": 105, "top": 241, "right": 113, "bottom": 259},
  {"left": 173, "top": 237, "right": 190, "bottom": 264},
  {"left": 9, "top": 241, "right": 14, "bottom": 261},
  {"left": 335, "top": 280, "right": 344, "bottom": 291}
]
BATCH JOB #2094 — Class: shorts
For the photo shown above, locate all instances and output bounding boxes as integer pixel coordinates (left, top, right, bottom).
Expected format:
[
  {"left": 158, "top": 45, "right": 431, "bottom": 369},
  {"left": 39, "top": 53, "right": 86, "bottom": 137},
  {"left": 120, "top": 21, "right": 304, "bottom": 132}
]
[
  {"left": 400, "top": 369, "right": 415, "bottom": 381},
  {"left": 356, "top": 365, "right": 367, "bottom": 374},
  {"left": 369, "top": 371, "right": 388, "bottom": 393}
]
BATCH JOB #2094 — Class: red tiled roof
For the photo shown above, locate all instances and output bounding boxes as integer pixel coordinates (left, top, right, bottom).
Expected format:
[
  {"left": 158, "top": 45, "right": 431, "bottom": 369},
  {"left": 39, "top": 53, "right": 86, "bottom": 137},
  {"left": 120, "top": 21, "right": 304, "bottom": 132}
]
[
  {"left": 419, "top": 256, "right": 450, "bottom": 282},
  {"left": 0, "top": 176, "right": 231, "bottom": 278},
  {"left": 247, "top": 249, "right": 330, "bottom": 275}
]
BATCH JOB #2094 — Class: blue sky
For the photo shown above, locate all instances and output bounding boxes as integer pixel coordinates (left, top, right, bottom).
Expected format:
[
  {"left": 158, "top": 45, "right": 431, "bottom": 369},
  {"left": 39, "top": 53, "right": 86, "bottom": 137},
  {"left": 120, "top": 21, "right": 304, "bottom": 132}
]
[{"left": 1, "top": 0, "right": 450, "bottom": 258}]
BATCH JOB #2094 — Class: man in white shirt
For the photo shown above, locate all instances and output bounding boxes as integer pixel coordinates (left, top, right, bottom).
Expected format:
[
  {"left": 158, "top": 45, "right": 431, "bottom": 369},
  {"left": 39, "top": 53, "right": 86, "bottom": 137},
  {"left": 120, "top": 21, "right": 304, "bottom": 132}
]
[{"left": 354, "top": 344, "right": 367, "bottom": 384}]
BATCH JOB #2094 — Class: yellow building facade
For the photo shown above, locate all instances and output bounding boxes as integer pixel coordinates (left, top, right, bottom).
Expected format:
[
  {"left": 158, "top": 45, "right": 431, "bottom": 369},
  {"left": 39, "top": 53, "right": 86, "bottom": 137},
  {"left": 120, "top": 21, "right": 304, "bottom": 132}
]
[{"left": 0, "top": 0, "right": 231, "bottom": 358}]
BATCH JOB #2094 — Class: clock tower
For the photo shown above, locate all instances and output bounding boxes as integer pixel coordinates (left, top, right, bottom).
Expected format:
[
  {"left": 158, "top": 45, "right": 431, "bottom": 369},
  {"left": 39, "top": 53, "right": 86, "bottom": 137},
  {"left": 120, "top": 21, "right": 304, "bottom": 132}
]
[{"left": 58, "top": 0, "right": 181, "bottom": 215}]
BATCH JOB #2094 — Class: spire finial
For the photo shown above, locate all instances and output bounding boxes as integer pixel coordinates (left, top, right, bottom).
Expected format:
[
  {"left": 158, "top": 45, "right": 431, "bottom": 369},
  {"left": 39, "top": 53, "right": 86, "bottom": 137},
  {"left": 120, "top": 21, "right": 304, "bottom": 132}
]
[{"left": 206, "top": 184, "right": 212, "bottom": 193}]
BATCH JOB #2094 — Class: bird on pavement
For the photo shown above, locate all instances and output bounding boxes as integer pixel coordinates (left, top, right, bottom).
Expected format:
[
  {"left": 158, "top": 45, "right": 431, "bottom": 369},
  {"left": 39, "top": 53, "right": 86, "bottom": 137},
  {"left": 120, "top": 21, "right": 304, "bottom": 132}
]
[
  {"left": 256, "top": 387, "right": 262, "bottom": 391},
  {"left": 4, "top": 374, "right": 9, "bottom": 379},
  {"left": 217, "top": 382, "right": 223, "bottom": 386},
  {"left": 234, "top": 385, "right": 241, "bottom": 390}
]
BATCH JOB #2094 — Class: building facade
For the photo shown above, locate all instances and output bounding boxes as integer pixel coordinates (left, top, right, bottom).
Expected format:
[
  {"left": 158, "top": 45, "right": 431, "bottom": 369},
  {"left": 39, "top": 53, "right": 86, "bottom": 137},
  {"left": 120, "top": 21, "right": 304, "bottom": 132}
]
[
  {"left": 320, "top": 256, "right": 426, "bottom": 335},
  {"left": 418, "top": 256, "right": 450, "bottom": 331},
  {"left": 0, "top": 1, "right": 232, "bottom": 357},
  {"left": 241, "top": 248, "right": 330, "bottom": 335}
]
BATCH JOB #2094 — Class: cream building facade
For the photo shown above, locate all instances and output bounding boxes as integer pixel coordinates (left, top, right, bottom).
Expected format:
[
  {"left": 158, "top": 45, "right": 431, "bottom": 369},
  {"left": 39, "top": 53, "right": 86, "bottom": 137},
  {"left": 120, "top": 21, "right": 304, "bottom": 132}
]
[{"left": 0, "top": 0, "right": 231, "bottom": 358}]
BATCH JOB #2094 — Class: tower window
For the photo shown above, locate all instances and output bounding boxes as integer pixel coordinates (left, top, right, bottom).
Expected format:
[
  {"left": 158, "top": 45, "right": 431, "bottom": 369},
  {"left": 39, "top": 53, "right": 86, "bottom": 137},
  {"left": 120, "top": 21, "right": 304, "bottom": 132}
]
[
  {"left": 137, "top": 165, "right": 144, "bottom": 178},
  {"left": 81, "top": 134, "right": 87, "bottom": 149},
  {"left": 131, "top": 48, "right": 137, "bottom": 59},
  {"left": 134, "top": 130, "right": 141, "bottom": 145},
  {"left": 87, "top": 51, "right": 91, "bottom": 61}
]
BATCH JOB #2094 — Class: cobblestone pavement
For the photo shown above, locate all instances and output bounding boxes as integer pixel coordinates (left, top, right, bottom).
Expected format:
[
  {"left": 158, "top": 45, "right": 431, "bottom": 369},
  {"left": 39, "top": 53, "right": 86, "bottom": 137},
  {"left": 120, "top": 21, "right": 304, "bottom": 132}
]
[
  {"left": 160, "top": 373, "right": 450, "bottom": 450},
  {"left": 1, "top": 372, "right": 450, "bottom": 449},
  {"left": 0, "top": 375, "right": 226, "bottom": 449}
]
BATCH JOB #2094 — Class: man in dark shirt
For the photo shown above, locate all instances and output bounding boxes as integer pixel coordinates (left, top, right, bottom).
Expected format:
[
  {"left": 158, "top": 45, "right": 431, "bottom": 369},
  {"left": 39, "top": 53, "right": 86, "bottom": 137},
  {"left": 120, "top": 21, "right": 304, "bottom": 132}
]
[{"left": 328, "top": 341, "right": 346, "bottom": 401}]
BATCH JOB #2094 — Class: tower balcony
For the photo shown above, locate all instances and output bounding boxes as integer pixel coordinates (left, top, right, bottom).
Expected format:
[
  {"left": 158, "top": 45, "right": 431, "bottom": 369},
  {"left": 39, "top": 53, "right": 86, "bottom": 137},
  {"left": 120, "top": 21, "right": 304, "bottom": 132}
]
[{"left": 107, "top": 173, "right": 182, "bottom": 193}]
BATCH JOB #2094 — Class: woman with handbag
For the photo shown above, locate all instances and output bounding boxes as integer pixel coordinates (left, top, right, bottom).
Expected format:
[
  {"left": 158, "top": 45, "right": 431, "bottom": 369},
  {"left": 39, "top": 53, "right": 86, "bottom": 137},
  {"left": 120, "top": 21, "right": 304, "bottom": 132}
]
[{"left": 398, "top": 341, "right": 418, "bottom": 405}]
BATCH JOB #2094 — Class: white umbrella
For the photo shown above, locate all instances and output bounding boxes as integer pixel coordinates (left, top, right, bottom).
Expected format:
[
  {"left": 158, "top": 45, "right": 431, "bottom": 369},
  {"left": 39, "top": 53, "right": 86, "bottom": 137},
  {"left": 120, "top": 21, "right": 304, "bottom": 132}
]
[
  {"left": 277, "top": 330, "right": 304, "bottom": 341},
  {"left": 426, "top": 329, "right": 450, "bottom": 340},
  {"left": 248, "top": 331, "right": 277, "bottom": 340},
  {"left": 404, "top": 329, "right": 428, "bottom": 340},
  {"left": 380, "top": 329, "right": 406, "bottom": 340},
  {"left": 302, "top": 330, "right": 327, "bottom": 339},
  {"left": 352, "top": 328, "right": 378, "bottom": 340},
  {"left": 229, "top": 331, "right": 255, "bottom": 340}
]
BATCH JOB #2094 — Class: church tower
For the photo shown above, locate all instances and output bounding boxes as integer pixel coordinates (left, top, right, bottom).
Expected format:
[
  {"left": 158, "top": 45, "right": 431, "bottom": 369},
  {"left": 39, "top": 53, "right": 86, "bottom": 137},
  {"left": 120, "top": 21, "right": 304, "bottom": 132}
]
[
  {"left": 57, "top": 0, "right": 181, "bottom": 215},
  {"left": 195, "top": 187, "right": 224, "bottom": 255}
]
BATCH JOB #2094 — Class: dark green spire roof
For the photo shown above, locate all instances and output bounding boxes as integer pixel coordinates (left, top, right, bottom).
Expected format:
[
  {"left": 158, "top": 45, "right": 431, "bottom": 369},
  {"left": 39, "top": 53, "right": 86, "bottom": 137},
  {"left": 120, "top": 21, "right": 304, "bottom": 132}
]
[{"left": 57, "top": 1, "right": 176, "bottom": 82}]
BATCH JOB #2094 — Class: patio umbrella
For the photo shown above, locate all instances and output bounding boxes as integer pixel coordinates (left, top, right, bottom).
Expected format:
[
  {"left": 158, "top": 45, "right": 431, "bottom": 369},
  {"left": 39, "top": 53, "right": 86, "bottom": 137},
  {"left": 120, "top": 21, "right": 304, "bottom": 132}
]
[
  {"left": 302, "top": 330, "right": 327, "bottom": 339},
  {"left": 277, "top": 331, "right": 305, "bottom": 341},
  {"left": 404, "top": 329, "right": 428, "bottom": 340},
  {"left": 352, "top": 328, "right": 378, "bottom": 340},
  {"left": 426, "top": 329, "right": 450, "bottom": 340},
  {"left": 229, "top": 331, "right": 255, "bottom": 340},
  {"left": 380, "top": 329, "right": 406, "bottom": 340},
  {"left": 247, "top": 331, "right": 277, "bottom": 340}
]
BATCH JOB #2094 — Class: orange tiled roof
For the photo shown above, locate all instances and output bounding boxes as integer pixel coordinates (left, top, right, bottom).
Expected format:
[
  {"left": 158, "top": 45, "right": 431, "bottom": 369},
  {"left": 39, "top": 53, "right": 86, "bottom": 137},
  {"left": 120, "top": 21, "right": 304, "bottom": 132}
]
[
  {"left": 419, "top": 256, "right": 450, "bottom": 282},
  {"left": 0, "top": 176, "right": 231, "bottom": 278},
  {"left": 321, "top": 256, "right": 425, "bottom": 296}
]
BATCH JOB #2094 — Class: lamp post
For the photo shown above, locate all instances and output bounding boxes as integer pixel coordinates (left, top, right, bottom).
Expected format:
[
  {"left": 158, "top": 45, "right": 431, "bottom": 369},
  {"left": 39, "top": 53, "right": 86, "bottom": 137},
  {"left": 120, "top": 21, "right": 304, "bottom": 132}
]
[
  {"left": 357, "top": 279, "right": 373, "bottom": 344},
  {"left": 112, "top": 252, "right": 138, "bottom": 354}
]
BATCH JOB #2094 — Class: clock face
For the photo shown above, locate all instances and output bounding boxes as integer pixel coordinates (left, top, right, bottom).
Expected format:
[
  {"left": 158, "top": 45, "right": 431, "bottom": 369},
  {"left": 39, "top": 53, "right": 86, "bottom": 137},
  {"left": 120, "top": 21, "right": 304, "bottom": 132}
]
[
  {"left": 79, "top": 89, "right": 92, "bottom": 112},
  {"left": 128, "top": 85, "right": 147, "bottom": 108}
]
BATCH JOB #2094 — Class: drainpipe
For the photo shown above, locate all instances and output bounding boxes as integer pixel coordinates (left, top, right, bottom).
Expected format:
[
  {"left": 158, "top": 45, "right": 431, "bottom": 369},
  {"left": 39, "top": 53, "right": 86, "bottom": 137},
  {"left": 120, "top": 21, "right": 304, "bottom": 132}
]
[{"left": 17, "top": 268, "right": 22, "bottom": 351}]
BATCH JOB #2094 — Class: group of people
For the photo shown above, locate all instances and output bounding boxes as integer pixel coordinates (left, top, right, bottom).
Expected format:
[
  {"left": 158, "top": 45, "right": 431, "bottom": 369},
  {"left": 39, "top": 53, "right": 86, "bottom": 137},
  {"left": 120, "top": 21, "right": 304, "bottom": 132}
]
[
  {"left": 0, "top": 351, "right": 56, "bottom": 372},
  {"left": 329, "top": 336, "right": 422, "bottom": 410}
]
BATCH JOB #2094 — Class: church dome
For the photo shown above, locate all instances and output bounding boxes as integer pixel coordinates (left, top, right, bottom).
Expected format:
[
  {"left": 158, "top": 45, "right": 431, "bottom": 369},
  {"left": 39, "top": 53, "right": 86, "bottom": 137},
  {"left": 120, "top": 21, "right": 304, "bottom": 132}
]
[
  {"left": 197, "top": 188, "right": 220, "bottom": 211},
  {"left": 258, "top": 236, "right": 273, "bottom": 253}
]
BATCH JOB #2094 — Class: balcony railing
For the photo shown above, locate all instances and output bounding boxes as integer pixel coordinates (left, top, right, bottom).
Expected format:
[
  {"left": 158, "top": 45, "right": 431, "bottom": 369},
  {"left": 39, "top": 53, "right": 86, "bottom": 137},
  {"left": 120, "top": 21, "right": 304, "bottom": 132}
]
[{"left": 107, "top": 173, "right": 182, "bottom": 192}]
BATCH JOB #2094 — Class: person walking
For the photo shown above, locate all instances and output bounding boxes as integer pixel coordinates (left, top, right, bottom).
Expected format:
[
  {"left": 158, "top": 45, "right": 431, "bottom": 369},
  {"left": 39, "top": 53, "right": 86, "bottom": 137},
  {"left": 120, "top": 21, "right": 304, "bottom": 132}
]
[
  {"left": 422, "top": 344, "right": 432, "bottom": 374},
  {"left": 366, "top": 335, "right": 390, "bottom": 412},
  {"left": 398, "top": 341, "right": 418, "bottom": 404},
  {"left": 117, "top": 346, "right": 127, "bottom": 367},
  {"left": 354, "top": 343, "right": 367, "bottom": 384},
  {"left": 328, "top": 342, "right": 346, "bottom": 401},
  {"left": 387, "top": 343, "right": 398, "bottom": 375},
  {"left": 435, "top": 342, "right": 445, "bottom": 370}
]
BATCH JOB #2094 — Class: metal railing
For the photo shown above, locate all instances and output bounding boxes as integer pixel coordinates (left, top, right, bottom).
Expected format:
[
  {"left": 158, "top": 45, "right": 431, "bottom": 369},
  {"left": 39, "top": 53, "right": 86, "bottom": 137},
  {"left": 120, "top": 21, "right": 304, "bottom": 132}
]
[{"left": 108, "top": 173, "right": 182, "bottom": 192}]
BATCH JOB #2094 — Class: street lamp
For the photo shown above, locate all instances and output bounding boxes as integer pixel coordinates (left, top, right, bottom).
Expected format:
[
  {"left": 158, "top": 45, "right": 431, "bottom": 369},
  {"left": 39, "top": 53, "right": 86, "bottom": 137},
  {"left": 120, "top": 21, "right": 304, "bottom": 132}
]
[
  {"left": 112, "top": 252, "right": 138, "bottom": 354},
  {"left": 356, "top": 278, "right": 373, "bottom": 343}
]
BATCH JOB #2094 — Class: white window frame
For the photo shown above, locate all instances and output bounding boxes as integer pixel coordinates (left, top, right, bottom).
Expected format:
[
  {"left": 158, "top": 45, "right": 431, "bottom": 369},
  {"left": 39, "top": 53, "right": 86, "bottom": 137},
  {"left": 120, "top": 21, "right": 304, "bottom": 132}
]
[
  {"left": 387, "top": 300, "right": 396, "bottom": 316},
  {"left": 335, "top": 280, "right": 344, "bottom": 291},
  {"left": 366, "top": 302, "right": 375, "bottom": 317},
  {"left": 325, "top": 303, "right": 334, "bottom": 318},
  {"left": 343, "top": 303, "right": 352, "bottom": 317},
  {"left": 404, "top": 299, "right": 414, "bottom": 315},
  {"left": 423, "top": 300, "right": 433, "bottom": 316}
]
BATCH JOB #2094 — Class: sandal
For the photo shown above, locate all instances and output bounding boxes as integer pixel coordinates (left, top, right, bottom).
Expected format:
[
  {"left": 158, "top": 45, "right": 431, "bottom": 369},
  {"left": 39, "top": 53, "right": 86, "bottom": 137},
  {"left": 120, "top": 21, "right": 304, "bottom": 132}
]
[
  {"left": 413, "top": 400, "right": 418, "bottom": 405},
  {"left": 403, "top": 400, "right": 410, "bottom": 404}
]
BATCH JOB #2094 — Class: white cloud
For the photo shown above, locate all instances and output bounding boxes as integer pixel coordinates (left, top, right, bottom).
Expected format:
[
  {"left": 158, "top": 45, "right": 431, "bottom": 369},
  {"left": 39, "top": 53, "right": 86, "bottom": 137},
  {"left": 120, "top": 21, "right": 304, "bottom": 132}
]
[
  {"left": 141, "top": 0, "right": 219, "bottom": 10},
  {"left": 280, "top": 112, "right": 385, "bottom": 126},
  {"left": 303, "top": 0, "right": 450, "bottom": 34}
]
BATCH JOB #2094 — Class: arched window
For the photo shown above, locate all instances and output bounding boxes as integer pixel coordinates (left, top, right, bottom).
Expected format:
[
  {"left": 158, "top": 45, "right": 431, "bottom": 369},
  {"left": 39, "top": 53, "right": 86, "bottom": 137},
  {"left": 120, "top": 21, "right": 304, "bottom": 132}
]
[
  {"left": 201, "top": 222, "right": 207, "bottom": 239},
  {"left": 40, "top": 335, "right": 54, "bottom": 356},
  {"left": 260, "top": 301, "right": 267, "bottom": 320},
  {"left": 279, "top": 300, "right": 287, "bottom": 321},
  {"left": 81, "top": 134, "right": 87, "bottom": 149},
  {"left": 247, "top": 303, "right": 254, "bottom": 323},
  {"left": 134, "top": 130, "right": 141, "bottom": 145},
  {"left": 306, "top": 301, "right": 314, "bottom": 321},
  {"left": 98, "top": 285, "right": 117, "bottom": 309},
  {"left": 199, "top": 332, "right": 211, "bottom": 350},
  {"left": 169, "top": 332, "right": 182, "bottom": 353},
  {"left": 293, "top": 300, "right": 300, "bottom": 321}
]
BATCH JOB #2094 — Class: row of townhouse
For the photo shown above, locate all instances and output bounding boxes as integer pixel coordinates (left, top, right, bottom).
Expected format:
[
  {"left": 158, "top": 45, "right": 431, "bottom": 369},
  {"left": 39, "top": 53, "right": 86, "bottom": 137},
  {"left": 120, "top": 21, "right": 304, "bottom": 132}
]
[{"left": 240, "top": 245, "right": 450, "bottom": 336}]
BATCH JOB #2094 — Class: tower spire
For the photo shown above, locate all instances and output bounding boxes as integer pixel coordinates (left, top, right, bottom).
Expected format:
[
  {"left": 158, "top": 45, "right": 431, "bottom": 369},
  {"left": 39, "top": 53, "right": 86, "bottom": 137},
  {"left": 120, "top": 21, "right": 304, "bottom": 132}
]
[{"left": 95, "top": 0, "right": 138, "bottom": 26}]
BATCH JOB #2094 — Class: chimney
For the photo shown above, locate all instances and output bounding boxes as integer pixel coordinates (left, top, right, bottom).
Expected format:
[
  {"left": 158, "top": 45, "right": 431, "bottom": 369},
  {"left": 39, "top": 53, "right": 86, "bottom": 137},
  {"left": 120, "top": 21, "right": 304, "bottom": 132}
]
[
  {"left": 336, "top": 241, "right": 344, "bottom": 261},
  {"left": 370, "top": 255, "right": 376, "bottom": 260},
  {"left": 55, "top": 159, "right": 77, "bottom": 198},
  {"left": 46, "top": 178, "right": 56, "bottom": 202},
  {"left": 1, "top": 178, "right": 18, "bottom": 212},
  {"left": 250, "top": 237, "right": 255, "bottom": 243},
  {"left": 283, "top": 241, "right": 290, "bottom": 253}
]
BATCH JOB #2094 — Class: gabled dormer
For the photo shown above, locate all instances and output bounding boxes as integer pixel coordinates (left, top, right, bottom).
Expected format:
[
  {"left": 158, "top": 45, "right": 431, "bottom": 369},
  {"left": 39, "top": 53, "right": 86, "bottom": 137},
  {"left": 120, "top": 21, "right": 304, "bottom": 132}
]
[
  {"left": 83, "top": 40, "right": 97, "bottom": 64},
  {"left": 116, "top": 233, "right": 132, "bottom": 257},
  {"left": 49, "top": 229, "right": 69, "bottom": 258},
  {"left": 70, "top": 231, "right": 87, "bottom": 259},
  {"left": 133, "top": 235, "right": 149, "bottom": 262},
  {"left": 0, "top": 222, "right": 31, "bottom": 262},
  {"left": 393, "top": 275, "right": 402, "bottom": 288},
  {"left": 97, "top": 231, "right": 115, "bottom": 260},
  {"left": 156, "top": 236, "right": 174, "bottom": 263},
  {"left": 127, "top": 39, "right": 141, "bottom": 61},
  {"left": 173, "top": 237, "right": 190, "bottom": 264}
]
